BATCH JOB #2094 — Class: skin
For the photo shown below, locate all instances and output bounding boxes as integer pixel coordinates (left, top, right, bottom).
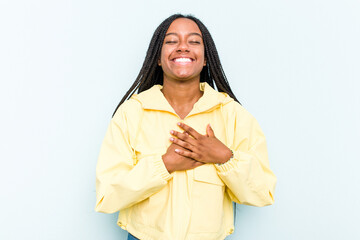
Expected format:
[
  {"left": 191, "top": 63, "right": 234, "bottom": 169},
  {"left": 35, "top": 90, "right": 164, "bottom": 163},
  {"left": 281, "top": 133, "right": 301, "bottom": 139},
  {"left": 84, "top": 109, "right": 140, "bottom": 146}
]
[
  {"left": 159, "top": 17, "right": 206, "bottom": 119},
  {"left": 159, "top": 18, "right": 233, "bottom": 173}
]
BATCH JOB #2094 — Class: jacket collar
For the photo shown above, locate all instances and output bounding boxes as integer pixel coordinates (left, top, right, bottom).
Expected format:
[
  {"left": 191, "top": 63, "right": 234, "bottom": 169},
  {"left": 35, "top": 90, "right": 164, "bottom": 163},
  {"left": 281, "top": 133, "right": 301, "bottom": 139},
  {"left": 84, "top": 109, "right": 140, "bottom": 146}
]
[{"left": 131, "top": 82, "right": 232, "bottom": 117}]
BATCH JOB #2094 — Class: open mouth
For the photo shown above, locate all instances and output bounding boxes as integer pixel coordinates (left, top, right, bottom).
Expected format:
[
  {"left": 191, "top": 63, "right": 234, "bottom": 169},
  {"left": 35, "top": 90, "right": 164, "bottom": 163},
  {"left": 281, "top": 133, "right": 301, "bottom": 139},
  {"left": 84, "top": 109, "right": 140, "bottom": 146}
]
[{"left": 172, "top": 57, "right": 194, "bottom": 63}]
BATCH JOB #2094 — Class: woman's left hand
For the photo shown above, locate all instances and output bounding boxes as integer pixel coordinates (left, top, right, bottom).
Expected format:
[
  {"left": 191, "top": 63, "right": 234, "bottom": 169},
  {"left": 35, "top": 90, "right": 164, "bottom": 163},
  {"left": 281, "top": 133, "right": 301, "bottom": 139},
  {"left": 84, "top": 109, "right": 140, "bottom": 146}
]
[{"left": 170, "top": 122, "right": 233, "bottom": 164}]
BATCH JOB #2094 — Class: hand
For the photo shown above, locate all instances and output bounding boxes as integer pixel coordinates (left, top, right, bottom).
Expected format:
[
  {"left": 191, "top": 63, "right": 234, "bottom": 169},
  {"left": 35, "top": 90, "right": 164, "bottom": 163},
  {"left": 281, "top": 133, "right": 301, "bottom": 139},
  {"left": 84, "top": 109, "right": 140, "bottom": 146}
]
[
  {"left": 162, "top": 142, "right": 204, "bottom": 174},
  {"left": 170, "top": 122, "right": 233, "bottom": 164}
]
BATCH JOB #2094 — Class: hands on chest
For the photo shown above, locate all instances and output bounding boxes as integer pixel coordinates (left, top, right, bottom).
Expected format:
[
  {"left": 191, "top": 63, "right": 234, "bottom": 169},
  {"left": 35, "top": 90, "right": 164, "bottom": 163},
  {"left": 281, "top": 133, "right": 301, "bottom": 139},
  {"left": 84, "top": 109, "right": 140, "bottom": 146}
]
[{"left": 162, "top": 122, "right": 233, "bottom": 173}]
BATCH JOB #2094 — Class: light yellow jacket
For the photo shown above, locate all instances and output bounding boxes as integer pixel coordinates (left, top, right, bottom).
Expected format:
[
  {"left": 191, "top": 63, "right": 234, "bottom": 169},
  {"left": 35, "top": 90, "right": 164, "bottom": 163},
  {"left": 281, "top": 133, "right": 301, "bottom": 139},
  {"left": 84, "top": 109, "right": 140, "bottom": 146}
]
[{"left": 95, "top": 82, "right": 276, "bottom": 240}]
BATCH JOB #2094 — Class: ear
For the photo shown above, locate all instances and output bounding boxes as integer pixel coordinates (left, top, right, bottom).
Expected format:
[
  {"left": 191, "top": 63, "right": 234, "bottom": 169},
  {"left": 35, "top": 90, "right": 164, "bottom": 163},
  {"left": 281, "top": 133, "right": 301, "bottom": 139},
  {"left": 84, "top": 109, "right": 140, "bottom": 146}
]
[
  {"left": 203, "top": 58, "right": 207, "bottom": 66},
  {"left": 158, "top": 58, "right": 162, "bottom": 66}
]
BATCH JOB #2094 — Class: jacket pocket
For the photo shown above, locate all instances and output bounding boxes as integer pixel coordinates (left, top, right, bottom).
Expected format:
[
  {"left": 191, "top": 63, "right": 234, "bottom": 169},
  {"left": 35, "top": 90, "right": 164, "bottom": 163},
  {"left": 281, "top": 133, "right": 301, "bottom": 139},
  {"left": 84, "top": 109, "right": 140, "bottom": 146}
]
[
  {"left": 190, "top": 164, "right": 225, "bottom": 233},
  {"left": 193, "top": 164, "right": 225, "bottom": 186}
]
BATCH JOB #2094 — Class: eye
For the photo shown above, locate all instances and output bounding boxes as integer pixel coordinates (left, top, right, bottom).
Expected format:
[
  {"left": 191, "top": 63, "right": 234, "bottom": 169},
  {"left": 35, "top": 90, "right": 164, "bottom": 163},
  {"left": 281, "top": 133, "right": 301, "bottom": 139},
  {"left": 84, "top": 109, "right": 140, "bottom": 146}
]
[
  {"left": 165, "top": 40, "right": 177, "bottom": 44},
  {"left": 189, "top": 40, "right": 201, "bottom": 44}
]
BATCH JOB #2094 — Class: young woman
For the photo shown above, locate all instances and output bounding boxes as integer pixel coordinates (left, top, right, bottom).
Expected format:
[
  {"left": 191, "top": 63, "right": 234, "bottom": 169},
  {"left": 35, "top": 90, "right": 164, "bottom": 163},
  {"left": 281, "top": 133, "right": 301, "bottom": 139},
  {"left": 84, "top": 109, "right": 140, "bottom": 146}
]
[{"left": 95, "top": 14, "right": 276, "bottom": 240}]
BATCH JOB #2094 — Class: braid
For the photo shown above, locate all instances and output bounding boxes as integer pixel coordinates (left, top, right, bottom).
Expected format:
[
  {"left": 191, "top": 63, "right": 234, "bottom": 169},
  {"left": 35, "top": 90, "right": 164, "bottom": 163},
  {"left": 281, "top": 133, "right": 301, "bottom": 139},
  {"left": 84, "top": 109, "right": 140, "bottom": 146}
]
[{"left": 112, "top": 14, "right": 240, "bottom": 117}]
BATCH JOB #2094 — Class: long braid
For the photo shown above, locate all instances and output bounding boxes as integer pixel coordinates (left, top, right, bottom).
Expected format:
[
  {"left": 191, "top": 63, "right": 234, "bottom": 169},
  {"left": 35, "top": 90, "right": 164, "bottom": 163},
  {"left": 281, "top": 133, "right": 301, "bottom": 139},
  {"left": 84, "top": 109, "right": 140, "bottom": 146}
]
[{"left": 112, "top": 14, "right": 240, "bottom": 117}]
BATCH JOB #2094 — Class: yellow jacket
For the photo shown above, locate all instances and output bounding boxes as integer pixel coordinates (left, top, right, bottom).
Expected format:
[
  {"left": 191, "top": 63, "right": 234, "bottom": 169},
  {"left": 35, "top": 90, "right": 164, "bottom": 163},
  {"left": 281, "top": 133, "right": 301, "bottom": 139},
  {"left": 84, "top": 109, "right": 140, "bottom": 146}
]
[{"left": 95, "top": 82, "right": 276, "bottom": 240}]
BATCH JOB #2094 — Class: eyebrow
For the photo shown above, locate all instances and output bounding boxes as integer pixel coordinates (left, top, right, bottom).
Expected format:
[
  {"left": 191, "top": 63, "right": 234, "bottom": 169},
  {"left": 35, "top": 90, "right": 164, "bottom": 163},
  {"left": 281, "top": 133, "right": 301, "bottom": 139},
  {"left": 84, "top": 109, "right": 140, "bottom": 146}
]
[{"left": 165, "top": 32, "right": 203, "bottom": 38}]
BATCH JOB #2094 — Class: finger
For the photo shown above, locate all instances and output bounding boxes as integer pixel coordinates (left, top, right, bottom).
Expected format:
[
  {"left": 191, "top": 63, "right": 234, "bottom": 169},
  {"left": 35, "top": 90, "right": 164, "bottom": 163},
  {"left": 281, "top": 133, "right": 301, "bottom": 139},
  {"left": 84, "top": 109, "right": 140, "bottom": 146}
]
[
  {"left": 192, "top": 160, "right": 204, "bottom": 168},
  {"left": 174, "top": 148, "right": 199, "bottom": 160},
  {"left": 170, "top": 130, "right": 197, "bottom": 145},
  {"left": 177, "top": 122, "right": 202, "bottom": 139},
  {"left": 206, "top": 124, "right": 215, "bottom": 137},
  {"left": 170, "top": 137, "right": 194, "bottom": 151}
]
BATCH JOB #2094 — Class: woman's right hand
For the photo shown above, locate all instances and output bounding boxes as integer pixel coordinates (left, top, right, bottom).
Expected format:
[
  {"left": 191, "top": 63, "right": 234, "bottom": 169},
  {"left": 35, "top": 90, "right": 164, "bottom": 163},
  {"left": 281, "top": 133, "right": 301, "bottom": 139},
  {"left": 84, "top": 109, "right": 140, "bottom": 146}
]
[{"left": 162, "top": 142, "right": 203, "bottom": 173}]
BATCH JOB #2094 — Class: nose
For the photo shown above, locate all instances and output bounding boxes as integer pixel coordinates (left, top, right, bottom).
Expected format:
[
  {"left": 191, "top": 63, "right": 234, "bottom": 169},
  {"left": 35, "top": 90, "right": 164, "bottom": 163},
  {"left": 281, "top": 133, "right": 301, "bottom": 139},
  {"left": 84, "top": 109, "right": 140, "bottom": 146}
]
[{"left": 176, "top": 40, "right": 190, "bottom": 52}]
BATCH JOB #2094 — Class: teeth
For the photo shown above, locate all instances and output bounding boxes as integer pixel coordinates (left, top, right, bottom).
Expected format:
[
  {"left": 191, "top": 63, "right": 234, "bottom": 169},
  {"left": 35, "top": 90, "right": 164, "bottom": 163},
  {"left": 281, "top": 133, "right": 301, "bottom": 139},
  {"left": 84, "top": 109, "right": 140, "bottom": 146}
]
[{"left": 174, "top": 58, "right": 192, "bottom": 63}]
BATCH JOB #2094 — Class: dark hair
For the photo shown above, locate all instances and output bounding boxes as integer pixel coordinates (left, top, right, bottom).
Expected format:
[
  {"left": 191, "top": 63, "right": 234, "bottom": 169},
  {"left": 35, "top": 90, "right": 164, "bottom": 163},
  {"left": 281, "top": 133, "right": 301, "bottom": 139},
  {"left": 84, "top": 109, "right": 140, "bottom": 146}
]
[{"left": 112, "top": 14, "right": 240, "bottom": 117}]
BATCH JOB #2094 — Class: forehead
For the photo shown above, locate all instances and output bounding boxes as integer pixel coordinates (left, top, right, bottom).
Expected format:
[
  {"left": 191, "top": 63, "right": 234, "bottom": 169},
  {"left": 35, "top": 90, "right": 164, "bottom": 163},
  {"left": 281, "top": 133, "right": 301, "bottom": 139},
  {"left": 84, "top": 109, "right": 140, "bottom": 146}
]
[{"left": 166, "top": 18, "right": 202, "bottom": 36}]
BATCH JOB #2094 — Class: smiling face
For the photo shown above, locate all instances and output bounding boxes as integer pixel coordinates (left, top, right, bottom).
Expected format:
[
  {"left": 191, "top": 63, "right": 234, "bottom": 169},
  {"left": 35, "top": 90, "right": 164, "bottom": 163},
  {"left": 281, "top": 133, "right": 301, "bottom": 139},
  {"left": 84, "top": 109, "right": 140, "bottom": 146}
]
[{"left": 159, "top": 18, "right": 206, "bottom": 83}]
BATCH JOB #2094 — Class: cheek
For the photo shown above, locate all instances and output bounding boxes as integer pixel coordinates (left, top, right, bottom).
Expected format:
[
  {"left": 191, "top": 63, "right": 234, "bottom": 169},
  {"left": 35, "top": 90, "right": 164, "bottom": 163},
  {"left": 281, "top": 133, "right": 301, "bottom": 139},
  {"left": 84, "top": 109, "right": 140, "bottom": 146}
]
[
  {"left": 198, "top": 52, "right": 206, "bottom": 66},
  {"left": 196, "top": 48, "right": 205, "bottom": 61},
  {"left": 160, "top": 48, "right": 171, "bottom": 65}
]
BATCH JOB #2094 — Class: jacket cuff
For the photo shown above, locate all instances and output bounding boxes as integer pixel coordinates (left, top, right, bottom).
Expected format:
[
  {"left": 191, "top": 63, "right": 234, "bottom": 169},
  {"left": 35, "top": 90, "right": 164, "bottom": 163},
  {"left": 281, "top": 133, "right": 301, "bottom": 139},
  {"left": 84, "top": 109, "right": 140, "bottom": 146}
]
[
  {"left": 214, "top": 151, "right": 239, "bottom": 172},
  {"left": 214, "top": 157, "right": 237, "bottom": 172},
  {"left": 153, "top": 155, "right": 173, "bottom": 181}
]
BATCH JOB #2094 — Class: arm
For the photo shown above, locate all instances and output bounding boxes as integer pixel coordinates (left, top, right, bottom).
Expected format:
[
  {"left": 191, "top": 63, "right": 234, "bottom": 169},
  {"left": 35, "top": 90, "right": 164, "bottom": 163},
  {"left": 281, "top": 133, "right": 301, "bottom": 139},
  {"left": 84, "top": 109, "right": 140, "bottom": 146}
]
[
  {"left": 95, "top": 104, "right": 172, "bottom": 214},
  {"left": 214, "top": 105, "right": 277, "bottom": 207},
  {"left": 170, "top": 104, "right": 276, "bottom": 207}
]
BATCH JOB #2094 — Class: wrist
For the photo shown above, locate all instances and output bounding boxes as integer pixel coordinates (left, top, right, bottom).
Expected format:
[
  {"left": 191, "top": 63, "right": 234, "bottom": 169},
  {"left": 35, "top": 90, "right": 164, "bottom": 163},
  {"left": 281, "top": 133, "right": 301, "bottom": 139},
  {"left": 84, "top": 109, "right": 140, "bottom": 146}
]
[
  {"left": 162, "top": 154, "right": 174, "bottom": 174},
  {"left": 216, "top": 149, "right": 234, "bottom": 165}
]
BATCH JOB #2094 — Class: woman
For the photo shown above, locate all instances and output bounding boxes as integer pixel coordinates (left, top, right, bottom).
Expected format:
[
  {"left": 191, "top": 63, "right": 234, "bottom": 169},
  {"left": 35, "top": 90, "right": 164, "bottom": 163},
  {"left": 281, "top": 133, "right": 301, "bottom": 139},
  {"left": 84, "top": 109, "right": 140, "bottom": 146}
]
[{"left": 95, "top": 14, "right": 276, "bottom": 240}]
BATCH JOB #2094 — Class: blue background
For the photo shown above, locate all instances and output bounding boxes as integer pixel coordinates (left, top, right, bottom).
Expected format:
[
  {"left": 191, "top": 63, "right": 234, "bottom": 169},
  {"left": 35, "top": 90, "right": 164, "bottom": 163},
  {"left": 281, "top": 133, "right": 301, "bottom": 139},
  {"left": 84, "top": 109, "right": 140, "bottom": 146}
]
[{"left": 0, "top": 0, "right": 359, "bottom": 239}]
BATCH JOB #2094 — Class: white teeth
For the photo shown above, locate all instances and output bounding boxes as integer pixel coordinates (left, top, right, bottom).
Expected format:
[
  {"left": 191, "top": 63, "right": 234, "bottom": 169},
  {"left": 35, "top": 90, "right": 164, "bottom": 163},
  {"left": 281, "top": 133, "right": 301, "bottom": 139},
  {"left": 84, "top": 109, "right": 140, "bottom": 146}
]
[{"left": 174, "top": 58, "right": 192, "bottom": 63}]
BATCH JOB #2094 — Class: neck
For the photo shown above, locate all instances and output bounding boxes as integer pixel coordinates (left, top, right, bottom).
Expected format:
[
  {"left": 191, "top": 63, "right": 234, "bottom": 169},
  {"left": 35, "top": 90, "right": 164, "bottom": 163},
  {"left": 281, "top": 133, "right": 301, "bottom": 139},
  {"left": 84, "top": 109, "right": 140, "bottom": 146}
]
[{"left": 161, "top": 79, "right": 203, "bottom": 106}]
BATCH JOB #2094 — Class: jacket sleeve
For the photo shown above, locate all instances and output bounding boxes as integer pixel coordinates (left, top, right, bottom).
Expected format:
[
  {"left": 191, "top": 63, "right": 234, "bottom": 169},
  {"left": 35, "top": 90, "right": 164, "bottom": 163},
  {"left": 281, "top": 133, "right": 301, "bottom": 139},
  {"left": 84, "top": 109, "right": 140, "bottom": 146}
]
[
  {"left": 215, "top": 104, "right": 277, "bottom": 207},
  {"left": 95, "top": 104, "right": 172, "bottom": 214}
]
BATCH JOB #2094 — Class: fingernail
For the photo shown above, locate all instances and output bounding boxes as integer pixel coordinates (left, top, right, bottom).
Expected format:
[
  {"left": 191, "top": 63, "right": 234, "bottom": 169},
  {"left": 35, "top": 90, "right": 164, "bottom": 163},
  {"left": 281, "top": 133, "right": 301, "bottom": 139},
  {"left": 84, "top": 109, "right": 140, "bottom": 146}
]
[
  {"left": 175, "top": 149, "right": 180, "bottom": 153},
  {"left": 170, "top": 130, "right": 174, "bottom": 134},
  {"left": 177, "top": 122, "right": 181, "bottom": 126},
  {"left": 170, "top": 137, "right": 174, "bottom": 141}
]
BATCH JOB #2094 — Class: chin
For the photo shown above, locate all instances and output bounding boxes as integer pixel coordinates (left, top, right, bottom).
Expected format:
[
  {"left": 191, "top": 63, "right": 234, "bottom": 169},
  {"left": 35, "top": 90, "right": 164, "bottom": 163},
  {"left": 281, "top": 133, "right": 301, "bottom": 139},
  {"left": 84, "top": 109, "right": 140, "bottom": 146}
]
[{"left": 174, "top": 72, "right": 200, "bottom": 80}]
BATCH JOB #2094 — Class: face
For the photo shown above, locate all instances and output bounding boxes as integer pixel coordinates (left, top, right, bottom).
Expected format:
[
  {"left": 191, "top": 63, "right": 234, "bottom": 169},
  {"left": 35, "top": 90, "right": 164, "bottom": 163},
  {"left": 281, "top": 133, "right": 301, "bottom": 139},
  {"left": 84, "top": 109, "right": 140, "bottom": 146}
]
[{"left": 159, "top": 18, "right": 206, "bottom": 83}]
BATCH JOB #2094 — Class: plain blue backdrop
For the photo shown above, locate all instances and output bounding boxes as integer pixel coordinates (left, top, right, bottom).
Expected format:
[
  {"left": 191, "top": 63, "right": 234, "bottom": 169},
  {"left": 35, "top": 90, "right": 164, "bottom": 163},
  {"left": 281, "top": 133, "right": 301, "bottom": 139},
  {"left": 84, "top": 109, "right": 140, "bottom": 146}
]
[{"left": 0, "top": 0, "right": 359, "bottom": 239}]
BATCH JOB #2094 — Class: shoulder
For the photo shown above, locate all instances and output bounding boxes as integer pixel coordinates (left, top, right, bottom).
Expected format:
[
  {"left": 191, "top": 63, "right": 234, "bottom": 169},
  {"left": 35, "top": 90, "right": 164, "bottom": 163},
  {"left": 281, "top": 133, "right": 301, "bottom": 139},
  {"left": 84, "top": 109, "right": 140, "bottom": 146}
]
[
  {"left": 221, "top": 98, "right": 261, "bottom": 130},
  {"left": 222, "top": 97, "right": 253, "bottom": 118},
  {"left": 112, "top": 98, "right": 143, "bottom": 122}
]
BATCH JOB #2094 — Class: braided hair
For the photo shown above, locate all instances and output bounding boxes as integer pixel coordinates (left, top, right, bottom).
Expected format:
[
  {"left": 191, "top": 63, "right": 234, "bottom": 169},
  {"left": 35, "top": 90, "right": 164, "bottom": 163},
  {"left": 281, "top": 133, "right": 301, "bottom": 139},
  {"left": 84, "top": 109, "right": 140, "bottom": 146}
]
[{"left": 112, "top": 14, "right": 240, "bottom": 117}]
